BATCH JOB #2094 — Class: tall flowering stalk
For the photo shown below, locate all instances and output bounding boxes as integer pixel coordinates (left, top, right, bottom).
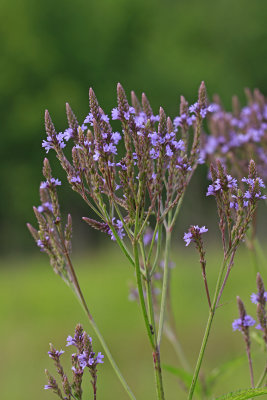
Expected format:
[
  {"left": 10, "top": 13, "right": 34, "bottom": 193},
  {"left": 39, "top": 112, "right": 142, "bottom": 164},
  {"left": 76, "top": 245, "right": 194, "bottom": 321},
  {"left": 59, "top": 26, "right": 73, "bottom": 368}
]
[
  {"left": 28, "top": 82, "right": 211, "bottom": 400},
  {"left": 187, "top": 160, "right": 266, "bottom": 400},
  {"left": 201, "top": 89, "right": 267, "bottom": 272}
]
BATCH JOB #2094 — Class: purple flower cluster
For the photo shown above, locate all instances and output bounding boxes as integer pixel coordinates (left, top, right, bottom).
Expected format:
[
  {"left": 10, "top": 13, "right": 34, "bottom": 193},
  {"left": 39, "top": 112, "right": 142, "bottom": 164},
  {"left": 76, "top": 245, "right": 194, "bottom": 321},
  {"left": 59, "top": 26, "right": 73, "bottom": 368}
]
[
  {"left": 232, "top": 315, "right": 255, "bottom": 331},
  {"left": 206, "top": 174, "right": 237, "bottom": 196},
  {"left": 37, "top": 201, "right": 53, "bottom": 213},
  {"left": 45, "top": 325, "right": 104, "bottom": 398},
  {"left": 183, "top": 225, "right": 208, "bottom": 246},
  {"left": 40, "top": 177, "right": 61, "bottom": 189},
  {"left": 206, "top": 165, "right": 266, "bottom": 212},
  {"left": 36, "top": 83, "right": 206, "bottom": 246},
  {"left": 251, "top": 292, "right": 267, "bottom": 304},
  {"left": 201, "top": 90, "right": 267, "bottom": 180},
  {"left": 107, "top": 219, "right": 125, "bottom": 241},
  {"left": 77, "top": 351, "right": 104, "bottom": 370}
]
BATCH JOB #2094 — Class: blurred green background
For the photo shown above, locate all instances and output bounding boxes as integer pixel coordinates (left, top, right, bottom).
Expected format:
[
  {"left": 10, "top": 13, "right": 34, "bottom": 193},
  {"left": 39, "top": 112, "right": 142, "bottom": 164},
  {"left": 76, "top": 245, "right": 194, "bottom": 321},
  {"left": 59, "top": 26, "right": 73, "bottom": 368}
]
[
  {"left": 2, "top": 0, "right": 267, "bottom": 253},
  {"left": 1, "top": 0, "right": 267, "bottom": 399}
]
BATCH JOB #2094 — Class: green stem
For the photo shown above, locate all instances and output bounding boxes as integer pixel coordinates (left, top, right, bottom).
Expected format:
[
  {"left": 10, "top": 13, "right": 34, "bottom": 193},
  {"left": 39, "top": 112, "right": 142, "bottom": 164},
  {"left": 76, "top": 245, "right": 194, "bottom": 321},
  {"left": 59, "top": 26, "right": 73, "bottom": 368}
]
[
  {"left": 188, "top": 254, "right": 231, "bottom": 400},
  {"left": 146, "top": 221, "right": 159, "bottom": 267},
  {"left": 170, "top": 193, "right": 185, "bottom": 229},
  {"left": 133, "top": 240, "right": 154, "bottom": 345},
  {"left": 65, "top": 254, "right": 136, "bottom": 400},
  {"left": 101, "top": 208, "right": 135, "bottom": 269},
  {"left": 150, "top": 225, "right": 162, "bottom": 277},
  {"left": 157, "top": 213, "right": 172, "bottom": 346},
  {"left": 134, "top": 213, "right": 165, "bottom": 400},
  {"left": 256, "top": 363, "right": 267, "bottom": 387}
]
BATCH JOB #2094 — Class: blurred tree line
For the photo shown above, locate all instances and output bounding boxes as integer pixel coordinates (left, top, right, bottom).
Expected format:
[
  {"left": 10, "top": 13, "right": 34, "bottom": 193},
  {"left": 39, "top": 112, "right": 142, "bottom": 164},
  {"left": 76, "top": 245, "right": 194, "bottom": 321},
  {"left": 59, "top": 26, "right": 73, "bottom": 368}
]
[{"left": 1, "top": 0, "right": 267, "bottom": 254}]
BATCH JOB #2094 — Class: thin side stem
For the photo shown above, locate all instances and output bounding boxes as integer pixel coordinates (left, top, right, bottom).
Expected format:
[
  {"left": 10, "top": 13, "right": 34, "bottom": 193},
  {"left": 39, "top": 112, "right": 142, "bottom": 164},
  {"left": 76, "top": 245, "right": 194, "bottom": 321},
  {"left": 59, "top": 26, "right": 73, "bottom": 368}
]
[
  {"left": 188, "top": 253, "right": 232, "bottom": 400},
  {"left": 157, "top": 213, "right": 172, "bottom": 346},
  {"left": 133, "top": 215, "right": 154, "bottom": 348},
  {"left": 245, "top": 343, "right": 254, "bottom": 388},
  {"left": 216, "top": 250, "right": 236, "bottom": 308},
  {"left": 256, "top": 363, "right": 267, "bottom": 387},
  {"left": 150, "top": 225, "right": 162, "bottom": 277},
  {"left": 146, "top": 221, "right": 159, "bottom": 267}
]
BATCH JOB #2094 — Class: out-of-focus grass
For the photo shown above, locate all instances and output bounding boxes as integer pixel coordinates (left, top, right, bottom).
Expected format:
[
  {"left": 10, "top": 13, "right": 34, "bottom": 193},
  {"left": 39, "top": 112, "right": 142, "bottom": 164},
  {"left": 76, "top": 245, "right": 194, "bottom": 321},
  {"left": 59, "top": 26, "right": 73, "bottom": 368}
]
[{"left": 0, "top": 245, "right": 265, "bottom": 399}]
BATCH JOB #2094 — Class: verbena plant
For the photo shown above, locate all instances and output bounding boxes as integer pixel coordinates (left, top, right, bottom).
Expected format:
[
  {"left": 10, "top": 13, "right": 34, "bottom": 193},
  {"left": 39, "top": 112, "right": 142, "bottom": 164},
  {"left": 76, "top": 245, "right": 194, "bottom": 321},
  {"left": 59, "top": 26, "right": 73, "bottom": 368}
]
[{"left": 28, "top": 83, "right": 267, "bottom": 400}]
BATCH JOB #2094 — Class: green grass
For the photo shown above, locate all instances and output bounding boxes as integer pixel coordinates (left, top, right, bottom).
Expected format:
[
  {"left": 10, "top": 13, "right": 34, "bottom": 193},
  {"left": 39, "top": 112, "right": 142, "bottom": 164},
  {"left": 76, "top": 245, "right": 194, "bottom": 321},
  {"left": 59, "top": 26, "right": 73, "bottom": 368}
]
[{"left": 0, "top": 244, "right": 266, "bottom": 400}]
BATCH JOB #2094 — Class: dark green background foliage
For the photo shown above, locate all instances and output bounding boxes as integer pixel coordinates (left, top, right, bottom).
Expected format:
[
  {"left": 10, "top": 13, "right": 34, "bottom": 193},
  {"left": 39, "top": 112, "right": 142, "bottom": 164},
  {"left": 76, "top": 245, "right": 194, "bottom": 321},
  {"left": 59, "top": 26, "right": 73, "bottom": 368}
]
[{"left": 1, "top": 0, "right": 267, "bottom": 253}]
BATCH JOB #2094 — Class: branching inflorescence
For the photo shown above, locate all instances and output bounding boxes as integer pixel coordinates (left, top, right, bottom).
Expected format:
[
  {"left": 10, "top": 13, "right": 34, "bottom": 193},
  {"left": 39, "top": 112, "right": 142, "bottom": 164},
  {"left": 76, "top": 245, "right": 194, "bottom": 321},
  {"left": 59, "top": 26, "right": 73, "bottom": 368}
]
[
  {"left": 28, "top": 82, "right": 267, "bottom": 400},
  {"left": 45, "top": 324, "right": 104, "bottom": 400}
]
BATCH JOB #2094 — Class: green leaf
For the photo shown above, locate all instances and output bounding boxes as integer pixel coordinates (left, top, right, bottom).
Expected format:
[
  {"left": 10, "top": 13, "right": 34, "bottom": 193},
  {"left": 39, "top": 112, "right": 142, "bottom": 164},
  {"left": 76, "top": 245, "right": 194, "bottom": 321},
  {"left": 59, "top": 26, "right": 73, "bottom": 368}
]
[
  {"left": 163, "top": 364, "right": 201, "bottom": 398},
  {"left": 215, "top": 387, "right": 267, "bottom": 400}
]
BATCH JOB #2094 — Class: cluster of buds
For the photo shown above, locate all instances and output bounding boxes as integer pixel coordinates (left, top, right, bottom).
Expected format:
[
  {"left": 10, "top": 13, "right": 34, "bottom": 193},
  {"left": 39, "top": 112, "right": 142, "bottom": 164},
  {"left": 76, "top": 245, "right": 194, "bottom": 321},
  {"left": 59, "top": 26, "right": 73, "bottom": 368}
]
[
  {"left": 201, "top": 88, "right": 267, "bottom": 181},
  {"left": 206, "top": 159, "right": 266, "bottom": 256},
  {"left": 36, "top": 82, "right": 210, "bottom": 246},
  {"left": 45, "top": 324, "right": 104, "bottom": 400}
]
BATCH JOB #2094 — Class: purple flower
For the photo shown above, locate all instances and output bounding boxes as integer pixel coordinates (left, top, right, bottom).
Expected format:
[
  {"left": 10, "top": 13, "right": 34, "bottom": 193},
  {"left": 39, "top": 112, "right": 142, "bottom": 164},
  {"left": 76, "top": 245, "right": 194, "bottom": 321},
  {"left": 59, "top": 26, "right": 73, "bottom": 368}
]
[
  {"left": 108, "top": 219, "right": 125, "bottom": 241},
  {"left": 63, "top": 127, "right": 74, "bottom": 141},
  {"left": 172, "top": 139, "right": 185, "bottom": 151},
  {"left": 148, "top": 132, "right": 159, "bottom": 146},
  {"left": 226, "top": 175, "right": 237, "bottom": 189},
  {"left": 206, "top": 184, "right": 216, "bottom": 196},
  {"left": 103, "top": 143, "right": 117, "bottom": 154},
  {"left": 150, "top": 148, "right": 159, "bottom": 159},
  {"left": 183, "top": 231, "right": 193, "bottom": 246},
  {"left": 111, "top": 108, "right": 120, "bottom": 120},
  {"left": 166, "top": 145, "right": 173, "bottom": 157},
  {"left": 183, "top": 225, "right": 208, "bottom": 246},
  {"left": 232, "top": 315, "right": 255, "bottom": 331},
  {"left": 40, "top": 178, "right": 61, "bottom": 189},
  {"left": 251, "top": 292, "right": 267, "bottom": 304},
  {"left": 66, "top": 335, "right": 76, "bottom": 347},
  {"left": 44, "top": 384, "right": 53, "bottom": 390},
  {"left": 71, "top": 176, "right": 81, "bottom": 184},
  {"left": 111, "top": 131, "right": 121, "bottom": 144},
  {"left": 96, "top": 352, "right": 104, "bottom": 364},
  {"left": 93, "top": 150, "right": 100, "bottom": 161},
  {"left": 101, "top": 114, "right": 109, "bottom": 123},
  {"left": 48, "top": 349, "right": 64, "bottom": 358},
  {"left": 37, "top": 202, "right": 53, "bottom": 213}
]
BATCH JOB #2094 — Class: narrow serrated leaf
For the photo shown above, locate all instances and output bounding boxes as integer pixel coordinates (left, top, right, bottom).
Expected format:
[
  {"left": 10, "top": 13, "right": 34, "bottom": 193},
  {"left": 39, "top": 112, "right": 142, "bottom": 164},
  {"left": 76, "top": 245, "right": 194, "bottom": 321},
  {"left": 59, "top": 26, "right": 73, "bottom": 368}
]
[{"left": 215, "top": 387, "right": 267, "bottom": 400}]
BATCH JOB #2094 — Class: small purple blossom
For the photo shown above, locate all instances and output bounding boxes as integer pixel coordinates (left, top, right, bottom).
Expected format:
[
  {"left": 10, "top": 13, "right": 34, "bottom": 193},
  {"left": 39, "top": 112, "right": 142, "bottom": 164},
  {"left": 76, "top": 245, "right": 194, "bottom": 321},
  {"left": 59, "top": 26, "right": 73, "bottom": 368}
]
[
  {"left": 71, "top": 176, "right": 81, "bottom": 184},
  {"left": 111, "top": 108, "right": 120, "bottom": 120},
  {"left": 111, "top": 131, "right": 121, "bottom": 144},
  {"left": 48, "top": 349, "right": 64, "bottom": 358},
  {"left": 101, "top": 114, "right": 109, "bottom": 123},
  {"left": 183, "top": 225, "right": 208, "bottom": 246},
  {"left": 40, "top": 178, "right": 62, "bottom": 189},
  {"left": 251, "top": 292, "right": 267, "bottom": 304},
  {"left": 37, "top": 202, "right": 53, "bottom": 213},
  {"left": 108, "top": 219, "right": 125, "bottom": 241},
  {"left": 103, "top": 143, "right": 117, "bottom": 154},
  {"left": 232, "top": 315, "right": 255, "bottom": 331}
]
